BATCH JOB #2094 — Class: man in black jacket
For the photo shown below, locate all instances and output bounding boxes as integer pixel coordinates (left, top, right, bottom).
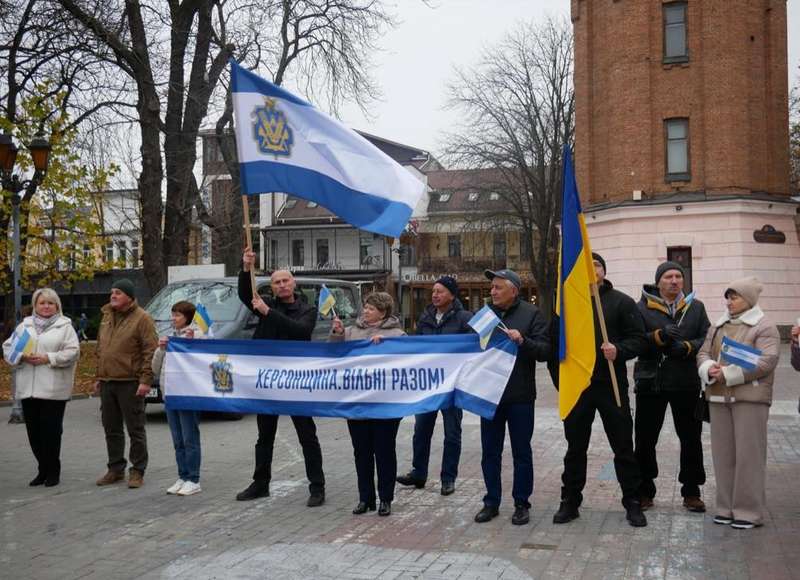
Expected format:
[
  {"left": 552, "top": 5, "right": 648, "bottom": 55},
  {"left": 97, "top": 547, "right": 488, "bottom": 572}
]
[
  {"left": 234, "top": 248, "right": 326, "bottom": 506},
  {"left": 633, "top": 261, "right": 710, "bottom": 513},
  {"left": 474, "top": 269, "right": 549, "bottom": 526},
  {"left": 551, "top": 253, "right": 649, "bottom": 527},
  {"left": 397, "top": 276, "right": 472, "bottom": 496}
]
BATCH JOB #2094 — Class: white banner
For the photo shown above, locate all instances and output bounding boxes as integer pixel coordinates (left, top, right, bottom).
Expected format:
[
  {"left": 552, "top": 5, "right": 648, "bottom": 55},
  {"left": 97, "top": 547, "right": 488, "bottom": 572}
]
[{"left": 164, "top": 335, "right": 517, "bottom": 419}]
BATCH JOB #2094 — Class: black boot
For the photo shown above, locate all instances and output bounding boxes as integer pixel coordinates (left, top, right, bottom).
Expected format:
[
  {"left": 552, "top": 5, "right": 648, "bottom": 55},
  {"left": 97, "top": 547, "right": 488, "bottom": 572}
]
[
  {"left": 236, "top": 481, "right": 269, "bottom": 501},
  {"left": 553, "top": 501, "right": 580, "bottom": 524},
  {"left": 623, "top": 499, "right": 647, "bottom": 527},
  {"left": 352, "top": 501, "right": 376, "bottom": 514},
  {"left": 307, "top": 491, "right": 325, "bottom": 507},
  {"left": 511, "top": 505, "right": 530, "bottom": 525},
  {"left": 396, "top": 472, "right": 426, "bottom": 489},
  {"left": 29, "top": 474, "right": 46, "bottom": 487},
  {"left": 474, "top": 505, "right": 499, "bottom": 523},
  {"left": 378, "top": 501, "right": 392, "bottom": 516}
]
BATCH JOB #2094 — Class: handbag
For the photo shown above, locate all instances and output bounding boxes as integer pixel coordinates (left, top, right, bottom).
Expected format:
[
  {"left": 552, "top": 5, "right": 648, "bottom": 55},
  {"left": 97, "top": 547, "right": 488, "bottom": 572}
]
[{"left": 694, "top": 389, "right": 710, "bottom": 423}]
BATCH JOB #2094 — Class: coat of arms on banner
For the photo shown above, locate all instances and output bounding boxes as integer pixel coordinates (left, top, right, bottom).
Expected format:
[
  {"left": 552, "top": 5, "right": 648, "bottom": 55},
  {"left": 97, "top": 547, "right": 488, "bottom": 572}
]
[
  {"left": 210, "top": 354, "right": 234, "bottom": 393},
  {"left": 252, "top": 97, "right": 293, "bottom": 157}
]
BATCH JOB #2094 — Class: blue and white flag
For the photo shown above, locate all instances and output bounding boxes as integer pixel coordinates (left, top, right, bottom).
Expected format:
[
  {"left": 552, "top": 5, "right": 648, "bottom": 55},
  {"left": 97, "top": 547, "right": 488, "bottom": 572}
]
[
  {"left": 163, "top": 334, "right": 517, "bottom": 420},
  {"left": 4, "top": 328, "right": 34, "bottom": 365},
  {"left": 720, "top": 336, "right": 762, "bottom": 371},
  {"left": 230, "top": 61, "right": 425, "bottom": 238},
  {"left": 468, "top": 305, "right": 502, "bottom": 350}
]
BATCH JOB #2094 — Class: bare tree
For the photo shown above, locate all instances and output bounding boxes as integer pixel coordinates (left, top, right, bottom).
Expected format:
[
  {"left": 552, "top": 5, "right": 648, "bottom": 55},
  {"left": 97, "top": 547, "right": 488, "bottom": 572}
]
[
  {"left": 444, "top": 17, "right": 575, "bottom": 318},
  {"left": 53, "top": 0, "right": 398, "bottom": 289}
]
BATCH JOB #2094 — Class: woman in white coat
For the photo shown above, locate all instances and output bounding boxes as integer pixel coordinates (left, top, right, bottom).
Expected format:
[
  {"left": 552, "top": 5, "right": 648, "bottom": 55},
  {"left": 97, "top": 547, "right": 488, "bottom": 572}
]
[{"left": 3, "top": 288, "right": 80, "bottom": 487}]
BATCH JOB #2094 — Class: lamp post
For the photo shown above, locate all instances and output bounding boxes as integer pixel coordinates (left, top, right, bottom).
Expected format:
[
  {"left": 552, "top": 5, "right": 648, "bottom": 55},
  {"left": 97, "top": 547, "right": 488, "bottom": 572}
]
[{"left": 0, "top": 130, "right": 51, "bottom": 424}]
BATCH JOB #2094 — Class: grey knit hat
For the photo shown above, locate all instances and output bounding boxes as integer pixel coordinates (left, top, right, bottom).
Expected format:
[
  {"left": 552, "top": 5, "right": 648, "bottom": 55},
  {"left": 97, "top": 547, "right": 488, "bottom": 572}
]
[
  {"left": 655, "top": 261, "right": 685, "bottom": 283},
  {"left": 111, "top": 278, "right": 136, "bottom": 300},
  {"left": 724, "top": 276, "right": 763, "bottom": 307}
]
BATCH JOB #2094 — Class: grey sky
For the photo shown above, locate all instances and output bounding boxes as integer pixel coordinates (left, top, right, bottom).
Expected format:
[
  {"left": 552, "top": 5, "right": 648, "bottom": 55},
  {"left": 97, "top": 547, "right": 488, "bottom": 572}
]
[{"left": 339, "top": 0, "right": 800, "bottom": 157}]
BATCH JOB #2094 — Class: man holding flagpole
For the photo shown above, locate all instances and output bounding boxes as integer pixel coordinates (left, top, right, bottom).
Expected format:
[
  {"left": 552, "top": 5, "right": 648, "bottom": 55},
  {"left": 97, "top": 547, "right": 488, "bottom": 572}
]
[
  {"left": 473, "top": 269, "right": 549, "bottom": 526},
  {"left": 235, "top": 248, "right": 326, "bottom": 507},
  {"left": 552, "top": 146, "right": 648, "bottom": 528},
  {"left": 633, "top": 261, "right": 710, "bottom": 513}
]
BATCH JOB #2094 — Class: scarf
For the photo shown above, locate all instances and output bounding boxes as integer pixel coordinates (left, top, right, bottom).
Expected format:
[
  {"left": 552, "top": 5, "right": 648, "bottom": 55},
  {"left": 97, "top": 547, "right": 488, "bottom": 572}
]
[{"left": 32, "top": 313, "right": 58, "bottom": 335}]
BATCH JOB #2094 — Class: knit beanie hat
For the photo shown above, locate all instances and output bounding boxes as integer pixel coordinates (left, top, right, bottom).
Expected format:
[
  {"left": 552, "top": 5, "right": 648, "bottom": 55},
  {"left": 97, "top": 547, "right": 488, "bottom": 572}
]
[
  {"left": 724, "top": 276, "right": 762, "bottom": 307},
  {"left": 655, "top": 261, "right": 685, "bottom": 283},
  {"left": 435, "top": 275, "right": 459, "bottom": 298},
  {"left": 112, "top": 278, "right": 136, "bottom": 300},
  {"left": 591, "top": 252, "right": 606, "bottom": 274}
]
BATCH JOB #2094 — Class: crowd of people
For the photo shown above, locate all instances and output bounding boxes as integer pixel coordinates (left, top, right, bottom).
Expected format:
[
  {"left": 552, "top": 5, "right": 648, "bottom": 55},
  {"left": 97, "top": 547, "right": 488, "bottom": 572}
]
[{"left": 3, "top": 249, "right": 792, "bottom": 532}]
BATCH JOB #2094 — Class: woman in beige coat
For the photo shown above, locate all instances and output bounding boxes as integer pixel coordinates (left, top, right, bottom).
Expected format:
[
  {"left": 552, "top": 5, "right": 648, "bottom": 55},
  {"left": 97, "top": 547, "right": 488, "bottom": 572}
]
[
  {"left": 330, "top": 292, "right": 406, "bottom": 516},
  {"left": 697, "top": 277, "right": 780, "bottom": 529}
]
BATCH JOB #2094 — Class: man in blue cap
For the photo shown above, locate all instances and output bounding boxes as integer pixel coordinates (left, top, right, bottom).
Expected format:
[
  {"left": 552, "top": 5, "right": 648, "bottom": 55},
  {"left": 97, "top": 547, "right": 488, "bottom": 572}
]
[{"left": 474, "top": 269, "right": 549, "bottom": 526}]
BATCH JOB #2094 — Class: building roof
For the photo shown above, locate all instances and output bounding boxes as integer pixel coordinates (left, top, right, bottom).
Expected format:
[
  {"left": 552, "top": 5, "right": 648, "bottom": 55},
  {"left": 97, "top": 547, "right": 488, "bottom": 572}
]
[{"left": 425, "top": 168, "right": 515, "bottom": 215}]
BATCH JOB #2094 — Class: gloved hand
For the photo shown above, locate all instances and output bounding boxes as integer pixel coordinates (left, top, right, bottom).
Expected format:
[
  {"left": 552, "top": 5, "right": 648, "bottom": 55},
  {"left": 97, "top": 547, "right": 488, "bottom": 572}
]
[
  {"left": 667, "top": 341, "right": 688, "bottom": 358},
  {"left": 664, "top": 324, "right": 685, "bottom": 341}
]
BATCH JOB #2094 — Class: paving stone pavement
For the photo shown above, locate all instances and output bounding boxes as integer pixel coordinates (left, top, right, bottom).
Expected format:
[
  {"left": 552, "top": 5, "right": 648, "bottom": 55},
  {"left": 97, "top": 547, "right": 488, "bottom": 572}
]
[{"left": 1, "top": 346, "right": 799, "bottom": 580}]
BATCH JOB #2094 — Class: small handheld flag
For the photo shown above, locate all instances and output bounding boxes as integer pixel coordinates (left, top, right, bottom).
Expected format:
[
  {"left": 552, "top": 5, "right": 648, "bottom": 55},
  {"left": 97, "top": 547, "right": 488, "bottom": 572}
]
[
  {"left": 720, "top": 336, "right": 762, "bottom": 371},
  {"left": 468, "top": 305, "right": 503, "bottom": 350},
  {"left": 318, "top": 285, "right": 337, "bottom": 318},
  {"left": 5, "top": 328, "right": 35, "bottom": 365},
  {"left": 193, "top": 304, "right": 214, "bottom": 336},
  {"left": 677, "top": 290, "right": 696, "bottom": 326}
]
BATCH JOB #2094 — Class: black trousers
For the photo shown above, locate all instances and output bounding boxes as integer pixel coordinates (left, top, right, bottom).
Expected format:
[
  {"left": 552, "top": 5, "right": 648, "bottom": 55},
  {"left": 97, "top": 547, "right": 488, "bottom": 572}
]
[
  {"left": 347, "top": 418, "right": 401, "bottom": 504},
  {"left": 561, "top": 383, "right": 641, "bottom": 506},
  {"left": 252, "top": 414, "right": 325, "bottom": 494},
  {"left": 634, "top": 390, "right": 706, "bottom": 499},
  {"left": 21, "top": 398, "right": 67, "bottom": 480}
]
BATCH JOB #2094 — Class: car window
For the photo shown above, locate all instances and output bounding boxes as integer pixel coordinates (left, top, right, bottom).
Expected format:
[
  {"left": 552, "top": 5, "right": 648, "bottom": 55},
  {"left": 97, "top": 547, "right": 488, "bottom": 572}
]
[{"left": 146, "top": 281, "right": 240, "bottom": 322}]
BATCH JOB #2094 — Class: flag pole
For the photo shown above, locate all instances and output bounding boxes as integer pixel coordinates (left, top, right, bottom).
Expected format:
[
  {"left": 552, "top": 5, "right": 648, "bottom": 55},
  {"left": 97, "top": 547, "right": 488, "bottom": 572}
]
[
  {"left": 241, "top": 194, "right": 258, "bottom": 298},
  {"left": 590, "top": 281, "right": 622, "bottom": 407}
]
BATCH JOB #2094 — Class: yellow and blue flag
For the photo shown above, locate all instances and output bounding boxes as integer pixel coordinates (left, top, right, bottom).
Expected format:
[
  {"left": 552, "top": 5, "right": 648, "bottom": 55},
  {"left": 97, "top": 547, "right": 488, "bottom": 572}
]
[
  {"left": 318, "top": 285, "right": 336, "bottom": 317},
  {"left": 193, "top": 303, "right": 213, "bottom": 336},
  {"left": 468, "top": 304, "right": 502, "bottom": 350},
  {"left": 556, "top": 146, "right": 597, "bottom": 420},
  {"left": 5, "top": 328, "right": 35, "bottom": 365}
]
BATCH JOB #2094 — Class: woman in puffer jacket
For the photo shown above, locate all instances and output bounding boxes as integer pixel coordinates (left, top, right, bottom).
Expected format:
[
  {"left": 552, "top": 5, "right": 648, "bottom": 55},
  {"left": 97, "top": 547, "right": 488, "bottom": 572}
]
[
  {"left": 3, "top": 288, "right": 80, "bottom": 487},
  {"left": 330, "top": 291, "right": 406, "bottom": 516},
  {"left": 697, "top": 277, "right": 780, "bottom": 529}
]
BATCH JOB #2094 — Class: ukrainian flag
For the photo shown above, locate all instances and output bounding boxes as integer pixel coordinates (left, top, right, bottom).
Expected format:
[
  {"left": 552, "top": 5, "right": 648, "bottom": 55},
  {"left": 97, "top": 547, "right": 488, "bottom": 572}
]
[
  {"left": 193, "top": 303, "right": 213, "bottom": 335},
  {"left": 556, "top": 146, "right": 597, "bottom": 420},
  {"left": 318, "top": 285, "right": 336, "bottom": 317},
  {"left": 5, "top": 328, "right": 35, "bottom": 365}
]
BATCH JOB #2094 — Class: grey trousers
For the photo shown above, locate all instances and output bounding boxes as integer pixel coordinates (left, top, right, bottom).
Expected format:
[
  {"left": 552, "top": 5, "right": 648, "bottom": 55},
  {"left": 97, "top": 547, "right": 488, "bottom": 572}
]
[
  {"left": 709, "top": 401, "right": 769, "bottom": 525},
  {"left": 100, "top": 381, "right": 148, "bottom": 473}
]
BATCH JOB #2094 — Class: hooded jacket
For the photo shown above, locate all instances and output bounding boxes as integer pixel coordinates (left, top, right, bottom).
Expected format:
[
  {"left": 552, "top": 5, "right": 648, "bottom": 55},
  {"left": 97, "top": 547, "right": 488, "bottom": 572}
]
[
  {"left": 488, "top": 297, "right": 549, "bottom": 404},
  {"left": 96, "top": 300, "right": 158, "bottom": 385},
  {"left": 633, "top": 284, "right": 710, "bottom": 393},
  {"left": 697, "top": 305, "right": 780, "bottom": 405},
  {"left": 3, "top": 314, "right": 79, "bottom": 400},
  {"left": 238, "top": 271, "right": 316, "bottom": 341},
  {"left": 329, "top": 315, "right": 406, "bottom": 341},
  {"left": 415, "top": 300, "right": 473, "bottom": 336}
]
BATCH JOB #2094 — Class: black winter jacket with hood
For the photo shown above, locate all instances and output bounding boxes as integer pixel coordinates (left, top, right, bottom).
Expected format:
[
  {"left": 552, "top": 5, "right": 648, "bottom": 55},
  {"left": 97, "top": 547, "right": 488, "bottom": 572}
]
[{"left": 238, "top": 271, "right": 317, "bottom": 341}]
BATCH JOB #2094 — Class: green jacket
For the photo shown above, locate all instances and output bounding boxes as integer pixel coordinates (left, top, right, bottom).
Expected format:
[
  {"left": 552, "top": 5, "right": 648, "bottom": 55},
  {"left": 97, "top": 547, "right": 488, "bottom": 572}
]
[{"left": 96, "top": 301, "right": 158, "bottom": 385}]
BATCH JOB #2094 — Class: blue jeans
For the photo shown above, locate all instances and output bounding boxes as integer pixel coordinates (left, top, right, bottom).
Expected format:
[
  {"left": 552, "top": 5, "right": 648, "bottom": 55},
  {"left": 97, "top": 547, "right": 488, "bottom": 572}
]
[
  {"left": 410, "top": 407, "right": 462, "bottom": 483},
  {"left": 166, "top": 409, "right": 201, "bottom": 483},
  {"left": 480, "top": 402, "right": 534, "bottom": 508}
]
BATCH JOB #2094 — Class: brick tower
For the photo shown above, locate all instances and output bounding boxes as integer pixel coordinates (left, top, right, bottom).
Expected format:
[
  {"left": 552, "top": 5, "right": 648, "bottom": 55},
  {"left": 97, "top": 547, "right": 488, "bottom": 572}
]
[{"left": 572, "top": 0, "right": 799, "bottom": 324}]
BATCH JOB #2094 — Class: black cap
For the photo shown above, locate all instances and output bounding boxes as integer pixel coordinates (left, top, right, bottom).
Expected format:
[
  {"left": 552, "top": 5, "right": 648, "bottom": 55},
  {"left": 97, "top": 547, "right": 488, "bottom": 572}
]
[
  {"left": 655, "top": 261, "right": 685, "bottom": 283},
  {"left": 591, "top": 252, "right": 606, "bottom": 274},
  {"left": 434, "top": 276, "right": 459, "bottom": 298},
  {"left": 484, "top": 269, "right": 521, "bottom": 289}
]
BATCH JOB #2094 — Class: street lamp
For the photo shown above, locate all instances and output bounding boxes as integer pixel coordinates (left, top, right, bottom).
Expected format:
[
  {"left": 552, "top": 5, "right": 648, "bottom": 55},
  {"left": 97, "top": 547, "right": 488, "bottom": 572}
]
[{"left": 0, "top": 130, "right": 51, "bottom": 424}]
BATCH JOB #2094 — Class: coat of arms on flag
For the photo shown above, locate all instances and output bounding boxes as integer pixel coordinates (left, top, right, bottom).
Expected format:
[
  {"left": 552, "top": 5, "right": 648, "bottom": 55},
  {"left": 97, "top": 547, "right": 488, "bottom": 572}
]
[{"left": 253, "top": 97, "right": 293, "bottom": 157}]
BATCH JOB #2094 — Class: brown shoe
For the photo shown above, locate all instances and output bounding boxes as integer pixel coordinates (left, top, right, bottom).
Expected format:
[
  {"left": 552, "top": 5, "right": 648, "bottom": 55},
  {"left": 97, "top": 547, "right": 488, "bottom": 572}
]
[
  {"left": 128, "top": 469, "right": 144, "bottom": 489},
  {"left": 640, "top": 496, "right": 654, "bottom": 511},
  {"left": 683, "top": 496, "right": 706, "bottom": 513},
  {"left": 96, "top": 470, "right": 125, "bottom": 486}
]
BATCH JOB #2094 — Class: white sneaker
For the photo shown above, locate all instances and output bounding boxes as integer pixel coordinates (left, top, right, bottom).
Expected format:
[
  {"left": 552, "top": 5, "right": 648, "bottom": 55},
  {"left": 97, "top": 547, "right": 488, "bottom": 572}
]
[
  {"left": 166, "top": 479, "right": 185, "bottom": 495},
  {"left": 177, "top": 481, "right": 202, "bottom": 496}
]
